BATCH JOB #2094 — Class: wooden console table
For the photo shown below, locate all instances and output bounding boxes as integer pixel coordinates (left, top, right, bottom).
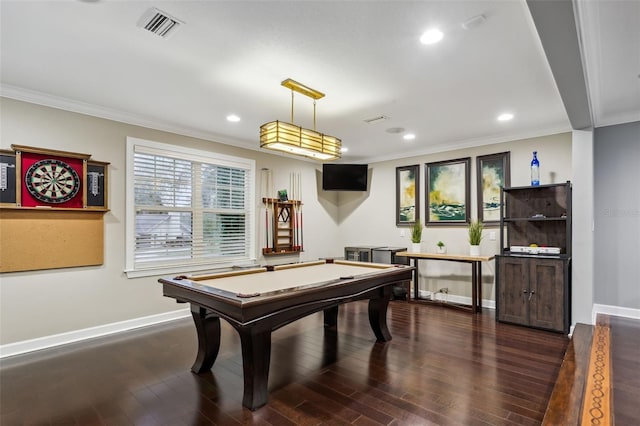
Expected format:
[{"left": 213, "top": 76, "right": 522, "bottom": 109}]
[{"left": 395, "top": 252, "right": 495, "bottom": 313}]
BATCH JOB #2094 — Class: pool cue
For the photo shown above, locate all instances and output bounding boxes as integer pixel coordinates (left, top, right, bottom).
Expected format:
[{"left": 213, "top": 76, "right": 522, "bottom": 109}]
[
  {"left": 293, "top": 172, "right": 297, "bottom": 250},
  {"left": 265, "top": 205, "right": 269, "bottom": 251},
  {"left": 292, "top": 172, "right": 296, "bottom": 250},
  {"left": 291, "top": 174, "right": 300, "bottom": 251},
  {"left": 261, "top": 168, "right": 270, "bottom": 252},
  {"left": 270, "top": 169, "right": 275, "bottom": 249},
  {"left": 298, "top": 172, "right": 303, "bottom": 251},
  {"left": 298, "top": 173, "right": 302, "bottom": 250}
]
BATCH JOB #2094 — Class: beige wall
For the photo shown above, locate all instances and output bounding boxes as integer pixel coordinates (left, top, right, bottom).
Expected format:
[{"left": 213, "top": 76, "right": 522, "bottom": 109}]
[
  {"left": 336, "top": 133, "right": 573, "bottom": 300},
  {"left": 0, "top": 98, "right": 340, "bottom": 346},
  {"left": 0, "top": 97, "right": 572, "bottom": 349}
]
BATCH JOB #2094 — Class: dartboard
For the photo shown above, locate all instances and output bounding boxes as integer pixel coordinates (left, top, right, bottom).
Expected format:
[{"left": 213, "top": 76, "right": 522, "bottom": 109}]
[{"left": 25, "top": 159, "right": 81, "bottom": 204}]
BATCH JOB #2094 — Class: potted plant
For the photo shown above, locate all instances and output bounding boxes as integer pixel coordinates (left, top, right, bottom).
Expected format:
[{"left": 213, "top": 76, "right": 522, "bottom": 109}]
[
  {"left": 468, "top": 220, "right": 483, "bottom": 256},
  {"left": 410, "top": 220, "right": 423, "bottom": 252},
  {"left": 436, "top": 240, "right": 446, "bottom": 254}
]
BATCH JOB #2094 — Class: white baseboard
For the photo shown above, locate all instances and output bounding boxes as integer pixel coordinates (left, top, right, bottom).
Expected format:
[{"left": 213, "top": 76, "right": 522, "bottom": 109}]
[
  {"left": 0, "top": 308, "right": 190, "bottom": 359},
  {"left": 592, "top": 304, "right": 640, "bottom": 324},
  {"left": 9, "top": 302, "right": 635, "bottom": 359},
  {"left": 417, "top": 290, "right": 496, "bottom": 309}
]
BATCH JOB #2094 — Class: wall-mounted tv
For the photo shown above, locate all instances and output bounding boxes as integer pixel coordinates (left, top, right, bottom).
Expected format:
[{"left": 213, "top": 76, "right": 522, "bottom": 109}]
[{"left": 322, "top": 163, "right": 368, "bottom": 191}]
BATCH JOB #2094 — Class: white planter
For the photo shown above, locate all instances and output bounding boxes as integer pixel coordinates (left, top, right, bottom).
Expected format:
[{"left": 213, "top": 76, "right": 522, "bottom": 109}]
[
  {"left": 436, "top": 246, "right": 446, "bottom": 254},
  {"left": 411, "top": 242, "right": 422, "bottom": 253},
  {"left": 469, "top": 245, "right": 481, "bottom": 256}
]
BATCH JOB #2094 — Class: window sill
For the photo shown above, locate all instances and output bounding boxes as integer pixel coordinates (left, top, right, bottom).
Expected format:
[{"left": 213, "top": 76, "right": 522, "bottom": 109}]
[{"left": 125, "top": 260, "right": 259, "bottom": 279}]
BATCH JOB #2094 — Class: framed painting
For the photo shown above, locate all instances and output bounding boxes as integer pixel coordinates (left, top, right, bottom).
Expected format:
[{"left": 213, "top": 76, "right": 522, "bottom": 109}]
[
  {"left": 396, "top": 164, "right": 420, "bottom": 226},
  {"left": 476, "top": 152, "right": 510, "bottom": 225},
  {"left": 425, "top": 157, "right": 470, "bottom": 226}
]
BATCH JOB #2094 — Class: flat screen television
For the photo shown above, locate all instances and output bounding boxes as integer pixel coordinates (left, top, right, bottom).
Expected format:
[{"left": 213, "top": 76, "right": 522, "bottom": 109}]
[{"left": 322, "top": 163, "right": 368, "bottom": 191}]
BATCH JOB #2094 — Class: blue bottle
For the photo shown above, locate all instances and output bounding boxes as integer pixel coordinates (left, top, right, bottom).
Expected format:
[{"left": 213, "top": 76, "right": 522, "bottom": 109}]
[{"left": 531, "top": 151, "right": 540, "bottom": 186}]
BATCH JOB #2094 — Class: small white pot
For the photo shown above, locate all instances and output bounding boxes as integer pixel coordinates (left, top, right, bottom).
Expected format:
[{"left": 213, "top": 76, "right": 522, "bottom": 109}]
[
  {"left": 411, "top": 242, "right": 422, "bottom": 253},
  {"left": 469, "top": 245, "right": 481, "bottom": 256},
  {"left": 436, "top": 246, "right": 446, "bottom": 254}
]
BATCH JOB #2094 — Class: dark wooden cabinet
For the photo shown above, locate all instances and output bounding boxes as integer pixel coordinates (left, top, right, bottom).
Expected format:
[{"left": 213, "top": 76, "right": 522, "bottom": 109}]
[
  {"left": 496, "top": 182, "right": 571, "bottom": 333},
  {"left": 497, "top": 256, "right": 570, "bottom": 332}
]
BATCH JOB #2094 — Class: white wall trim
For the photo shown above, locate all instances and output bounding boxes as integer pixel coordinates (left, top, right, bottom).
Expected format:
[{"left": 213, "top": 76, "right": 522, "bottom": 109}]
[
  {"left": 592, "top": 304, "right": 640, "bottom": 324},
  {"left": 416, "top": 291, "right": 496, "bottom": 310},
  {"left": 11, "top": 301, "right": 637, "bottom": 359},
  {"left": 0, "top": 308, "right": 190, "bottom": 359}
]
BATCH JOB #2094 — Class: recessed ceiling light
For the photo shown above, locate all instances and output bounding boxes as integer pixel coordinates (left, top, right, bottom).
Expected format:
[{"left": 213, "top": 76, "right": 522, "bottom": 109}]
[
  {"left": 403, "top": 133, "right": 416, "bottom": 140},
  {"left": 497, "top": 113, "right": 514, "bottom": 122},
  {"left": 420, "top": 29, "right": 444, "bottom": 45},
  {"left": 226, "top": 114, "right": 240, "bottom": 122}
]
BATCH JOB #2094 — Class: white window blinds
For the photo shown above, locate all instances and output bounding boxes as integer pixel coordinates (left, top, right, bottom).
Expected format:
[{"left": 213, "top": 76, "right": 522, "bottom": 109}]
[{"left": 126, "top": 138, "right": 255, "bottom": 277}]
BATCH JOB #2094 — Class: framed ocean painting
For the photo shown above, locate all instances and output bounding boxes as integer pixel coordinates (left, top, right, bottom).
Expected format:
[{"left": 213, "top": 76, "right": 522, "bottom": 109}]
[
  {"left": 396, "top": 165, "right": 419, "bottom": 226},
  {"left": 476, "top": 152, "right": 510, "bottom": 224},
  {"left": 425, "top": 158, "right": 470, "bottom": 226}
]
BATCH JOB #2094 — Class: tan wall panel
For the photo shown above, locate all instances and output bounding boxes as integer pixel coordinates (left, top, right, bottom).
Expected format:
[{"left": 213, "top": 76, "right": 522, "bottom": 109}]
[{"left": 0, "top": 210, "right": 104, "bottom": 272}]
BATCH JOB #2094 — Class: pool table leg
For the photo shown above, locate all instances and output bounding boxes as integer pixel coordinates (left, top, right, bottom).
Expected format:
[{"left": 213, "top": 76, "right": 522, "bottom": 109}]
[
  {"left": 368, "top": 286, "right": 393, "bottom": 342},
  {"left": 190, "top": 305, "right": 221, "bottom": 374},
  {"left": 323, "top": 306, "right": 339, "bottom": 332},
  {"left": 238, "top": 326, "right": 272, "bottom": 411}
]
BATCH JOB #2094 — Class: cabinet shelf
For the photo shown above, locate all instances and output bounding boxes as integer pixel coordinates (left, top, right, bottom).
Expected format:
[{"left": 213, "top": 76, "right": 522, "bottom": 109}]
[
  {"left": 503, "top": 217, "right": 567, "bottom": 222},
  {"left": 262, "top": 248, "right": 302, "bottom": 256},
  {"left": 501, "top": 252, "right": 571, "bottom": 260}
]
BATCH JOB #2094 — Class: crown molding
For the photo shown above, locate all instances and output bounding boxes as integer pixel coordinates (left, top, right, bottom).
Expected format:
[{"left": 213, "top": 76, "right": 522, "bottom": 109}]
[
  {"left": 362, "top": 123, "right": 572, "bottom": 164},
  {"left": 1, "top": 84, "right": 574, "bottom": 165},
  {"left": 0, "top": 84, "right": 257, "bottom": 152}
]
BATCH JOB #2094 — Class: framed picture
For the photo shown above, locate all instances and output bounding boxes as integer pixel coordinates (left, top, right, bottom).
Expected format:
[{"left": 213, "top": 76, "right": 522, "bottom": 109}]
[
  {"left": 476, "top": 152, "right": 510, "bottom": 225},
  {"left": 425, "top": 157, "right": 470, "bottom": 226},
  {"left": 396, "top": 165, "right": 420, "bottom": 226}
]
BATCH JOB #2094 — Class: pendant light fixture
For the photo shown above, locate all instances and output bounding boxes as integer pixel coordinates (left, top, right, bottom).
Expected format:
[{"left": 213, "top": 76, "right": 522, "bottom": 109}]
[{"left": 260, "top": 79, "right": 341, "bottom": 161}]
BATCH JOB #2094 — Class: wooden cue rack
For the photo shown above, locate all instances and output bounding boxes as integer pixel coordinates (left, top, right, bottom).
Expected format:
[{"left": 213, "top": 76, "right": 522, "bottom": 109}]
[{"left": 261, "top": 198, "right": 302, "bottom": 255}]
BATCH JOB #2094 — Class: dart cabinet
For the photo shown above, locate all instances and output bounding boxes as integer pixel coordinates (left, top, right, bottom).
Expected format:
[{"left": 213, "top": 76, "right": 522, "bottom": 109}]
[{"left": 0, "top": 145, "right": 109, "bottom": 273}]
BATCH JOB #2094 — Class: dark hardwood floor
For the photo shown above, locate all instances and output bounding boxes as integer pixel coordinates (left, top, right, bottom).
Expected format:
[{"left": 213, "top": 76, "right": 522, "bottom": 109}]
[{"left": 1, "top": 301, "right": 572, "bottom": 425}]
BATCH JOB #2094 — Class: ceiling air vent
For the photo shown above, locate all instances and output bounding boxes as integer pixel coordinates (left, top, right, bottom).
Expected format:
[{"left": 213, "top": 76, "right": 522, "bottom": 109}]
[{"left": 137, "top": 8, "right": 183, "bottom": 38}]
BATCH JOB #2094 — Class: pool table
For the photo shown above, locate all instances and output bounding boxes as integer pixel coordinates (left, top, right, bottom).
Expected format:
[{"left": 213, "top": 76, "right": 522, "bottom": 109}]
[{"left": 159, "top": 259, "right": 413, "bottom": 410}]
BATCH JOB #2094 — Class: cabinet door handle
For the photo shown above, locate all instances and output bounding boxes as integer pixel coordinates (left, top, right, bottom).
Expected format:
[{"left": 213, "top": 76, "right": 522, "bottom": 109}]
[
  {"left": 528, "top": 290, "right": 535, "bottom": 301},
  {"left": 523, "top": 289, "right": 528, "bottom": 303}
]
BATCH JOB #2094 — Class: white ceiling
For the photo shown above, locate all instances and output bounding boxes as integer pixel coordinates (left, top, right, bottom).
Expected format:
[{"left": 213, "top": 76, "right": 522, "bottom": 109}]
[{"left": 1, "top": 1, "right": 638, "bottom": 163}]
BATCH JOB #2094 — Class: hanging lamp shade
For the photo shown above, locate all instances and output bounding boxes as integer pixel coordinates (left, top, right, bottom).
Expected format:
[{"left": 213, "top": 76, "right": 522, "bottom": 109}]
[
  {"left": 260, "top": 79, "right": 341, "bottom": 161},
  {"left": 260, "top": 121, "right": 341, "bottom": 160}
]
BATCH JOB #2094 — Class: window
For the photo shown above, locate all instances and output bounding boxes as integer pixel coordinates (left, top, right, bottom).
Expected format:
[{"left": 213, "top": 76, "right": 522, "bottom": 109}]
[{"left": 125, "top": 137, "right": 255, "bottom": 278}]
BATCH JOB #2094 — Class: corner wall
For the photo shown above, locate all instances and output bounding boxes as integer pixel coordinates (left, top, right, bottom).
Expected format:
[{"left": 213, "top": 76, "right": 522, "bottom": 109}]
[
  {"left": 594, "top": 121, "right": 640, "bottom": 310},
  {"left": 571, "top": 129, "right": 594, "bottom": 325}
]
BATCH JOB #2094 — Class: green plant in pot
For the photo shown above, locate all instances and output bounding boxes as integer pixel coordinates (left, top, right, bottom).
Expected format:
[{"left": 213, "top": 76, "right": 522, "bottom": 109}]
[
  {"left": 436, "top": 240, "right": 446, "bottom": 254},
  {"left": 468, "top": 220, "right": 483, "bottom": 256},
  {"left": 410, "top": 220, "right": 423, "bottom": 252}
]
